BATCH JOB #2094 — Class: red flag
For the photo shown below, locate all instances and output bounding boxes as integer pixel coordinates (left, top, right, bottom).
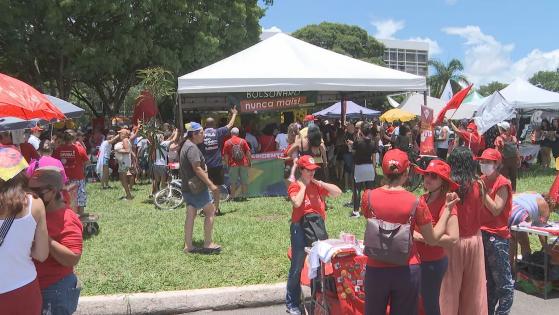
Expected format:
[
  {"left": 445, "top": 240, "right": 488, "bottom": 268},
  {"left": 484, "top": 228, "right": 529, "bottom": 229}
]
[
  {"left": 434, "top": 84, "right": 473, "bottom": 125},
  {"left": 132, "top": 90, "right": 158, "bottom": 125}
]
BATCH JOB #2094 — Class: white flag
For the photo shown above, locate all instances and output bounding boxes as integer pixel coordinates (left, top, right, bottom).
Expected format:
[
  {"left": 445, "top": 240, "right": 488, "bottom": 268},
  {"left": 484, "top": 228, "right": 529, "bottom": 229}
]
[
  {"left": 440, "top": 80, "right": 453, "bottom": 102},
  {"left": 473, "top": 91, "right": 516, "bottom": 135}
]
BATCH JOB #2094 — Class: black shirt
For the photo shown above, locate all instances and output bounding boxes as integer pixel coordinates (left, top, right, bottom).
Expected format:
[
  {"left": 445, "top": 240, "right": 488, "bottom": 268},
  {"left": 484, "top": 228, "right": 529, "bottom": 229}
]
[{"left": 353, "top": 137, "right": 378, "bottom": 165}]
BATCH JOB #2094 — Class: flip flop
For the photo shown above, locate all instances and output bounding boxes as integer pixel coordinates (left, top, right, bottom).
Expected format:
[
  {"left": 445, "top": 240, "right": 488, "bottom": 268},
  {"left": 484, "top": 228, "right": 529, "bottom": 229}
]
[
  {"left": 200, "top": 246, "right": 222, "bottom": 255},
  {"left": 184, "top": 247, "right": 201, "bottom": 254}
]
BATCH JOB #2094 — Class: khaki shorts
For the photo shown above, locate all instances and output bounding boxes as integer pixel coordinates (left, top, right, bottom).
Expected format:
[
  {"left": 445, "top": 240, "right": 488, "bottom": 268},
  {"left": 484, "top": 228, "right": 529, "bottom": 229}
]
[{"left": 229, "top": 166, "right": 249, "bottom": 185}]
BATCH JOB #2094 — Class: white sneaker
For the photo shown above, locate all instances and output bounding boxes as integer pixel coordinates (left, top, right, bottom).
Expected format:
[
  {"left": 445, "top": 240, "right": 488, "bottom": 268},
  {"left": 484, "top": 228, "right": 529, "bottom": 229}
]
[{"left": 350, "top": 211, "right": 361, "bottom": 218}]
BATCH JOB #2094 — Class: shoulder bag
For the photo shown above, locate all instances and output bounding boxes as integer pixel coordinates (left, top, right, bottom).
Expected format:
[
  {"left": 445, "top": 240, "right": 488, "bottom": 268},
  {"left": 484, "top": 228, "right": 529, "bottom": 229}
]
[
  {"left": 363, "top": 191, "right": 418, "bottom": 265},
  {"left": 184, "top": 145, "right": 208, "bottom": 194},
  {"left": 0, "top": 215, "right": 16, "bottom": 247}
]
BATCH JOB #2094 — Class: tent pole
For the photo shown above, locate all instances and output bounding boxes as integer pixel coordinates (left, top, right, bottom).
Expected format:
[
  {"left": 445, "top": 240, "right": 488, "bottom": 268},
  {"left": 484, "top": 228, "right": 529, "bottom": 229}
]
[
  {"left": 340, "top": 94, "right": 347, "bottom": 126},
  {"left": 178, "top": 94, "right": 184, "bottom": 133}
]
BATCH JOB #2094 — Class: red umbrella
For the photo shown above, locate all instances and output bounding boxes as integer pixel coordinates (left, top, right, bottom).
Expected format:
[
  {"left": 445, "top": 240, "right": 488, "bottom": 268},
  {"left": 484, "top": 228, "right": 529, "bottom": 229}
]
[{"left": 0, "top": 73, "right": 65, "bottom": 121}]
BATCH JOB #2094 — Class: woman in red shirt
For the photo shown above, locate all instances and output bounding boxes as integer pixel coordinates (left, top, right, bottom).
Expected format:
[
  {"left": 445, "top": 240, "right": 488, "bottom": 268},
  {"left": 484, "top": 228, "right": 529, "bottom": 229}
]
[
  {"left": 477, "top": 148, "right": 514, "bottom": 314},
  {"left": 494, "top": 121, "right": 520, "bottom": 192},
  {"left": 440, "top": 146, "right": 488, "bottom": 315},
  {"left": 414, "top": 159, "right": 459, "bottom": 315},
  {"left": 285, "top": 155, "right": 341, "bottom": 315},
  {"left": 29, "top": 167, "right": 83, "bottom": 315},
  {"left": 361, "top": 149, "right": 458, "bottom": 315}
]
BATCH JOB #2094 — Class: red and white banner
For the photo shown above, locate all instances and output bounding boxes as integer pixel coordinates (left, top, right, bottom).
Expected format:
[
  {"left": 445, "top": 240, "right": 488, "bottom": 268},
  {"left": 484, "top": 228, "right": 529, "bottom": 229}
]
[{"left": 420, "top": 105, "right": 436, "bottom": 156}]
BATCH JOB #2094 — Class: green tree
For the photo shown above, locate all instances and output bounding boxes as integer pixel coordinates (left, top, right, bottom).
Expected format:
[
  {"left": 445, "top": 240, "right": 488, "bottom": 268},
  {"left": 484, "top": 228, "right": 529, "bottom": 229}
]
[
  {"left": 0, "top": 0, "right": 266, "bottom": 117},
  {"left": 478, "top": 81, "right": 508, "bottom": 96},
  {"left": 428, "top": 59, "right": 469, "bottom": 97},
  {"left": 529, "top": 68, "right": 559, "bottom": 92},
  {"left": 292, "top": 22, "right": 385, "bottom": 65}
]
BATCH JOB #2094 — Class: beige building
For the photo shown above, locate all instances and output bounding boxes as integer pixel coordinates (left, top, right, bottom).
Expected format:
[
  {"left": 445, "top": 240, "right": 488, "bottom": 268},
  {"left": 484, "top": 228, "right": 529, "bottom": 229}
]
[{"left": 379, "top": 39, "right": 429, "bottom": 77}]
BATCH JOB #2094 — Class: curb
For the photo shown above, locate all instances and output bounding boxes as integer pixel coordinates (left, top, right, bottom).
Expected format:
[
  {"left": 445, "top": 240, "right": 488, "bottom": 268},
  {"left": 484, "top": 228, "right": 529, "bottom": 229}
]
[{"left": 76, "top": 282, "right": 310, "bottom": 314}]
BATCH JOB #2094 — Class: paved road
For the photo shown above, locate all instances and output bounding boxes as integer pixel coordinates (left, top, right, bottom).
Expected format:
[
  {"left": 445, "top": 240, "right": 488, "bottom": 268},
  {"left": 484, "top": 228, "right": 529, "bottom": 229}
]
[{"left": 188, "top": 290, "right": 559, "bottom": 315}]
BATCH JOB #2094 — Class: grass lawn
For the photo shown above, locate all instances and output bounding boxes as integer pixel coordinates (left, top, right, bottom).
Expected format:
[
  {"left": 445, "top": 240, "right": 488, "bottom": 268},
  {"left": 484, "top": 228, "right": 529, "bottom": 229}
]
[{"left": 76, "top": 166, "right": 558, "bottom": 296}]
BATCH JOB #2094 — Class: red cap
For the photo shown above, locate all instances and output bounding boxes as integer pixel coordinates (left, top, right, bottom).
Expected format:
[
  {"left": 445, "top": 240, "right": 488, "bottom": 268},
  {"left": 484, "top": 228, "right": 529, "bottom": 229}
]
[
  {"left": 297, "top": 155, "right": 321, "bottom": 170},
  {"left": 304, "top": 115, "right": 316, "bottom": 122},
  {"left": 415, "top": 159, "right": 460, "bottom": 191},
  {"left": 475, "top": 148, "right": 502, "bottom": 162},
  {"left": 381, "top": 149, "right": 410, "bottom": 175}
]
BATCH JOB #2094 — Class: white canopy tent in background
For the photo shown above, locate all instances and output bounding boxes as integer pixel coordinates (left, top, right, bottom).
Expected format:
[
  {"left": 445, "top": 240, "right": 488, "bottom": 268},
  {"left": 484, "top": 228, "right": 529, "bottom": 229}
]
[
  {"left": 500, "top": 78, "right": 559, "bottom": 110},
  {"left": 313, "top": 101, "right": 380, "bottom": 119},
  {"left": 178, "top": 33, "right": 426, "bottom": 94},
  {"left": 391, "top": 90, "right": 485, "bottom": 120}
]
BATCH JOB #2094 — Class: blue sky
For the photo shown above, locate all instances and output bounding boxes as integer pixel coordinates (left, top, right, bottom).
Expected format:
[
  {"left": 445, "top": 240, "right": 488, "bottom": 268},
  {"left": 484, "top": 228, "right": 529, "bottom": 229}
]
[{"left": 260, "top": 0, "right": 559, "bottom": 85}]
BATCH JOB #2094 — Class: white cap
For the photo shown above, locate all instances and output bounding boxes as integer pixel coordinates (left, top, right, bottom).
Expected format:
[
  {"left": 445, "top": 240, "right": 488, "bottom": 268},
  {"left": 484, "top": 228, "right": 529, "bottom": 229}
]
[
  {"left": 231, "top": 127, "right": 240, "bottom": 135},
  {"left": 497, "top": 121, "right": 510, "bottom": 130}
]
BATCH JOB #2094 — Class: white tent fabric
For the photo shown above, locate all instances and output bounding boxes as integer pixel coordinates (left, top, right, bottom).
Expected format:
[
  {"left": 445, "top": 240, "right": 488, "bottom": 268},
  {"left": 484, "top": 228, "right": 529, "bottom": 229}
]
[
  {"left": 500, "top": 78, "right": 559, "bottom": 110},
  {"left": 178, "top": 33, "right": 426, "bottom": 94},
  {"left": 313, "top": 101, "right": 380, "bottom": 119},
  {"left": 396, "top": 91, "right": 484, "bottom": 120},
  {"left": 398, "top": 92, "right": 446, "bottom": 115}
]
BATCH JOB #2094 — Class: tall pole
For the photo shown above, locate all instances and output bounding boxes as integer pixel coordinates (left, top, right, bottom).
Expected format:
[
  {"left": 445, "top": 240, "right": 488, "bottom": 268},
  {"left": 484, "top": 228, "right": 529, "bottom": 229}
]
[{"left": 340, "top": 94, "right": 347, "bottom": 126}]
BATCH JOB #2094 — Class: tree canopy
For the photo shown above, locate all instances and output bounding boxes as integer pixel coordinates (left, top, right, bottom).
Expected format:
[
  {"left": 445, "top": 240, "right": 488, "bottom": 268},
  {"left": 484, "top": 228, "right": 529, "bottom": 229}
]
[
  {"left": 427, "top": 59, "right": 469, "bottom": 97},
  {"left": 529, "top": 69, "right": 559, "bottom": 92},
  {"left": 478, "top": 81, "right": 508, "bottom": 96},
  {"left": 0, "top": 0, "right": 266, "bottom": 116},
  {"left": 292, "top": 22, "right": 385, "bottom": 65}
]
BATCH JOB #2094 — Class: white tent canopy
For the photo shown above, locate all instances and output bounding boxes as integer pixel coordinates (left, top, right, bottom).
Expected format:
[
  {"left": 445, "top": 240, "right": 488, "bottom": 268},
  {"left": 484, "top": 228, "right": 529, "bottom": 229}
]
[
  {"left": 500, "top": 78, "right": 559, "bottom": 110},
  {"left": 178, "top": 33, "right": 426, "bottom": 94},
  {"left": 394, "top": 91, "right": 484, "bottom": 120}
]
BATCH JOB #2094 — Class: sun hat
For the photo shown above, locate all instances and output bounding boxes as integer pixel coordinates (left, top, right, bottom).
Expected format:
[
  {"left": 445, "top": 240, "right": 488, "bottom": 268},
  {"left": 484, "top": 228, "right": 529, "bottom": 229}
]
[
  {"left": 186, "top": 122, "right": 203, "bottom": 133},
  {"left": 475, "top": 148, "right": 502, "bottom": 162},
  {"left": 303, "top": 115, "right": 316, "bottom": 122},
  {"left": 381, "top": 149, "right": 410, "bottom": 175},
  {"left": 415, "top": 159, "right": 460, "bottom": 191},
  {"left": 28, "top": 166, "right": 63, "bottom": 191},
  {"left": 297, "top": 155, "right": 321, "bottom": 170},
  {"left": 497, "top": 121, "right": 511, "bottom": 131},
  {"left": 0, "top": 146, "right": 29, "bottom": 181}
]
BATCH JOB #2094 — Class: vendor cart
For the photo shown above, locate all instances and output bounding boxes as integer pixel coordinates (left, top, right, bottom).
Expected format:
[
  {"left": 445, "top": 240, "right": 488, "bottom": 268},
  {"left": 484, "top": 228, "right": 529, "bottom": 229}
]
[{"left": 289, "top": 240, "right": 366, "bottom": 315}]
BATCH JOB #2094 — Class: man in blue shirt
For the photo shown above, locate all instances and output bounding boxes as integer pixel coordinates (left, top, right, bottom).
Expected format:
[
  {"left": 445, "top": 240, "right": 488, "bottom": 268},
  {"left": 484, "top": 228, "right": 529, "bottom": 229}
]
[{"left": 201, "top": 107, "right": 238, "bottom": 215}]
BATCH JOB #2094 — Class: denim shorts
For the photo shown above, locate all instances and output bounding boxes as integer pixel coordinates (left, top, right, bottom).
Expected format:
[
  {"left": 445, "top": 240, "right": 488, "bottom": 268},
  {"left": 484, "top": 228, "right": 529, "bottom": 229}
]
[
  {"left": 182, "top": 189, "right": 213, "bottom": 210},
  {"left": 41, "top": 273, "right": 81, "bottom": 315}
]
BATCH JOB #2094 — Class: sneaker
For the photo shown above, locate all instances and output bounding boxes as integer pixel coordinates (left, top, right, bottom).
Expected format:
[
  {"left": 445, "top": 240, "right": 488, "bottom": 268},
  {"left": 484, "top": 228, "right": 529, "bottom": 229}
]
[
  {"left": 286, "top": 307, "right": 302, "bottom": 315},
  {"left": 350, "top": 211, "right": 361, "bottom": 218}
]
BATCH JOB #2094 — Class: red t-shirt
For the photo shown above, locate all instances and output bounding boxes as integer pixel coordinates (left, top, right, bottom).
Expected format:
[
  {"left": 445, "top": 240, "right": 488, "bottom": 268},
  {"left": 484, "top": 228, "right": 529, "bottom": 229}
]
[
  {"left": 34, "top": 207, "right": 83, "bottom": 289},
  {"left": 223, "top": 136, "right": 251, "bottom": 167},
  {"left": 288, "top": 181, "right": 329, "bottom": 223},
  {"left": 480, "top": 175, "right": 513, "bottom": 239},
  {"left": 361, "top": 188, "right": 432, "bottom": 267},
  {"left": 457, "top": 130, "right": 482, "bottom": 155},
  {"left": 456, "top": 181, "right": 484, "bottom": 237},
  {"left": 258, "top": 135, "right": 276, "bottom": 152},
  {"left": 415, "top": 193, "right": 458, "bottom": 262},
  {"left": 19, "top": 142, "right": 40, "bottom": 163},
  {"left": 53, "top": 143, "right": 88, "bottom": 180}
]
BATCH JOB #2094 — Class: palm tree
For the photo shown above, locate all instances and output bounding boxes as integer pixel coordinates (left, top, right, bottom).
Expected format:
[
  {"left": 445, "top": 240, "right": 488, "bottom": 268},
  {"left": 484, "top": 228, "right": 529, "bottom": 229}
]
[{"left": 428, "top": 59, "right": 469, "bottom": 97}]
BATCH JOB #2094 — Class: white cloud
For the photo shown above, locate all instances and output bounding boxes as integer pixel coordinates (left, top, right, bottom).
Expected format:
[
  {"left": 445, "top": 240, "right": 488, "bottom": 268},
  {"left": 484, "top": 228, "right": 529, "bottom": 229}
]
[
  {"left": 262, "top": 26, "right": 282, "bottom": 33},
  {"left": 408, "top": 37, "right": 442, "bottom": 55},
  {"left": 442, "top": 25, "right": 559, "bottom": 85},
  {"left": 372, "top": 19, "right": 405, "bottom": 39}
]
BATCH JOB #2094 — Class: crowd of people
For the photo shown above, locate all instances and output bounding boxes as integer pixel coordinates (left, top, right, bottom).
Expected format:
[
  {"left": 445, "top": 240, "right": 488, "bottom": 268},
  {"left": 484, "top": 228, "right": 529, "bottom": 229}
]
[{"left": 1, "top": 107, "right": 558, "bottom": 315}]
